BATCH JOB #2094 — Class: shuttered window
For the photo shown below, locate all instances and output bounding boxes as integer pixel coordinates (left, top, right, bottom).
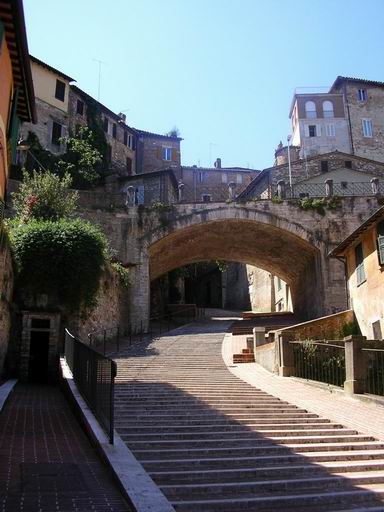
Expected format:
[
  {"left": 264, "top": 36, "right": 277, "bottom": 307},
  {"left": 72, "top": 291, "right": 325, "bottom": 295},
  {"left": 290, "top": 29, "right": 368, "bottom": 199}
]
[
  {"left": 377, "top": 220, "right": 384, "bottom": 265},
  {"left": 355, "top": 243, "right": 366, "bottom": 286}
]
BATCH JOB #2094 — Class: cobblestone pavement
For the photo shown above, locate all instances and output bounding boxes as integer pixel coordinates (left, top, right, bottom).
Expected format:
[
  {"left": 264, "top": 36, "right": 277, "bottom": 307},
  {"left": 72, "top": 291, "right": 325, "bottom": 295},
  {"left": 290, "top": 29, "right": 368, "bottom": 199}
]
[{"left": 0, "top": 384, "right": 130, "bottom": 512}]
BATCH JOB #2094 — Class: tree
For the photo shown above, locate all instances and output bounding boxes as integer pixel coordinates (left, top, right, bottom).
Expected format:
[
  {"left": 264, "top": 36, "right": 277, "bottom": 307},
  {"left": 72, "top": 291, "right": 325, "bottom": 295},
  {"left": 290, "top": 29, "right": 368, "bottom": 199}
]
[
  {"left": 12, "top": 170, "right": 78, "bottom": 222},
  {"left": 57, "top": 126, "right": 102, "bottom": 188}
]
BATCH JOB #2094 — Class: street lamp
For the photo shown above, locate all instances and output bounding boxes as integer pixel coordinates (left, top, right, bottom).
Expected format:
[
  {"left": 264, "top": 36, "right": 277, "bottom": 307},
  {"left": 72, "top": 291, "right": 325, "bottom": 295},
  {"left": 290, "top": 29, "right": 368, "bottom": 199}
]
[{"left": 287, "top": 134, "right": 292, "bottom": 190}]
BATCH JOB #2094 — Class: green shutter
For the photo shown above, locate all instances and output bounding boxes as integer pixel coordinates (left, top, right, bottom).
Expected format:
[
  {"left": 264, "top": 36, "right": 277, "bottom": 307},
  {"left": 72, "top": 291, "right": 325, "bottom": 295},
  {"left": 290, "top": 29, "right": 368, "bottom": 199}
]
[
  {"left": 378, "top": 236, "right": 384, "bottom": 265},
  {"left": 8, "top": 88, "right": 20, "bottom": 164}
]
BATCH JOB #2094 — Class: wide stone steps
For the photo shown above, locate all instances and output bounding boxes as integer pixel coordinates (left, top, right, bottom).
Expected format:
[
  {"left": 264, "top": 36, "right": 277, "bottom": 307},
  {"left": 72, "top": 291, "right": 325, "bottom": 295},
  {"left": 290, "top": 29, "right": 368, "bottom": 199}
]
[{"left": 113, "top": 323, "right": 384, "bottom": 511}]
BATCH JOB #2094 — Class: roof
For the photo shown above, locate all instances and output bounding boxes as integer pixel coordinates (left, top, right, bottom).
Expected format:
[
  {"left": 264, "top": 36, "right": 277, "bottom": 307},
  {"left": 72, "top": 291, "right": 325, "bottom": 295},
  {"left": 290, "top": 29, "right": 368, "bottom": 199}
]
[
  {"left": 330, "top": 76, "right": 384, "bottom": 92},
  {"left": 0, "top": 0, "right": 36, "bottom": 122},
  {"left": 135, "top": 128, "right": 183, "bottom": 141},
  {"left": 330, "top": 206, "right": 384, "bottom": 257},
  {"left": 237, "top": 169, "right": 270, "bottom": 199},
  {"left": 30, "top": 55, "right": 75, "bottom": 82},
  {"left": 70, "top": 84, "right": 136, "bottom": 134},
  {"left": 182, "top": 165, "right": 260, "bottom": 173},
  {"left": 118, "top": 168, "right": 179, "bottom": 189}
]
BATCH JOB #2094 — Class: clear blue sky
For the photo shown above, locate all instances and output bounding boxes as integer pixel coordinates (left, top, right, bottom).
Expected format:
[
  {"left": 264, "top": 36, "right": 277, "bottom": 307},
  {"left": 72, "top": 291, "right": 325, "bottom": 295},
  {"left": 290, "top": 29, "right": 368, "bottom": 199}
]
[{"left": 23, "top": 0, "right": 384, "bottom": 170}]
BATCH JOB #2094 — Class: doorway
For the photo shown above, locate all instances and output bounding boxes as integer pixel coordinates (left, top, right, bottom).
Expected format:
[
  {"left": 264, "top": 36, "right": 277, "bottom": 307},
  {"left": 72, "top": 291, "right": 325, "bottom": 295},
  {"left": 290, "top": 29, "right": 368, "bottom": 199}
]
[{"left": 28, "top": 331, "right": 50, "bottom": 383}]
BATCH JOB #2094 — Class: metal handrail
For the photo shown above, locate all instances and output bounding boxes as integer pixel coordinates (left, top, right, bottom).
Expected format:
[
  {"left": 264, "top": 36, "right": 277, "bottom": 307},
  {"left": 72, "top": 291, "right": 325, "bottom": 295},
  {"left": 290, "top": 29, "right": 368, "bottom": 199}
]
[
  {"left": 64, "top": 328, "right": 116, "bottom": 444},
  {"left": 289, "top": 340, "right": 345, "bottom": 349}
]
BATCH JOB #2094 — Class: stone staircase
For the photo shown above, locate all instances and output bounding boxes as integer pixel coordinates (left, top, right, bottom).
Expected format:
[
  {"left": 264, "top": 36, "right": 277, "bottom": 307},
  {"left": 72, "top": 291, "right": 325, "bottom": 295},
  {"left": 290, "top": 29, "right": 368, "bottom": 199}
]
[
  {"left": 233, "top": 348, "right": 255, "bottom": 364},
  {"left": 114, "top": 322, "right": 384, "bottom": 511}
]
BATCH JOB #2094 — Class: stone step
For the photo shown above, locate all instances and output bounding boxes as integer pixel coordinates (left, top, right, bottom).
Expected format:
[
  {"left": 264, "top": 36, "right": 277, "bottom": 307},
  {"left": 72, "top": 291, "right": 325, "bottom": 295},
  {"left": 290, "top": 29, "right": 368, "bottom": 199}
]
[
  {"left": 126, "top": 434, "right": 371, "bottom": 450},
  {"left": 161, "top": 473, "right": 384, "bottom": 499},
  {"left": 169, "top": 488, "right": 384, "bottom": 512},
  {"left": 132, "top": 441, "right": 384, "bottom": 460},
  {"left": 140, "top": 450, "right": 384, "bottom": 471},
  {"left": 149, "top": 461, "right": 384, "bottom": 485},
  {"left": 120, "top": 425, "right": 350, "bottom": 440}
]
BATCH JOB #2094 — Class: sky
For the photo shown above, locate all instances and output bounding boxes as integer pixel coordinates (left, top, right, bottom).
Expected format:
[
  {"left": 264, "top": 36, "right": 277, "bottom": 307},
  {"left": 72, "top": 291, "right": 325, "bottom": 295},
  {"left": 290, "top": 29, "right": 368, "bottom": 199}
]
[{"left": 23, "top": 0, "right": 384, "bottom": 170}]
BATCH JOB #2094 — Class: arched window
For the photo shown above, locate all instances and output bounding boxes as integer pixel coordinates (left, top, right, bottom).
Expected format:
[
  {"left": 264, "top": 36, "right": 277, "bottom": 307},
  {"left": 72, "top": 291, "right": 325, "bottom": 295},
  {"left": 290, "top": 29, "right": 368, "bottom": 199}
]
[
  {"left": 305, "top": 101, "right": 317, "bottom": 119},
  {"left": 323, "top": 100, "right": 334, "bottom": 118}
]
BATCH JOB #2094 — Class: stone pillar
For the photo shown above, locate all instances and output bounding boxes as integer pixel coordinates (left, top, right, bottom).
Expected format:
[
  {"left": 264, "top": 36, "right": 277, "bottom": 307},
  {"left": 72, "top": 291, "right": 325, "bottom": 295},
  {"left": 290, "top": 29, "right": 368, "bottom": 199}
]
[
  {"left": 344, "top": 334, "right": 366, "bottom": 395},
  {"left": 278, "top": 331, "right": 295, "bottom": 377},
  {"left": 253, "top": 327, "right": 265, "bottom": 354},
  {"left": 277, "top": 180, "right": 286, "bottom": 199},
  {"left": 125, "top": 186, "right": 135, "bottom": 207},
  {"left": 129, "top": 252, "right": 150, "bottom": 333},
  {"left": 325, "top": 179, "right": 333, "bottom": 198},
  {"left": 178, "top": 181, "right": 185, "bottom": 203},
  {"left": 228, "top": 182, "right": 236, "bottom": 201},
  {"left": 371, "top": 177, "right": 380, "bottom": 196}
]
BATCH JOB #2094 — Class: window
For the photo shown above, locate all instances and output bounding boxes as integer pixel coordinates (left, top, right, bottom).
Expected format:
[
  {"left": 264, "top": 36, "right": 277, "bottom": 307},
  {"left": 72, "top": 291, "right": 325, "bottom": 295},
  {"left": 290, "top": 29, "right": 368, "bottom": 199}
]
[
  {"left": 305, "top": 101, "right": 317, "bottom": 119},
  {"left": 276, "top": 277, "right": 282, "bottom": 291},
  {"left": 358, "top": 89, "right": 368, "bottom": 101},
  {"left": 102, "top": 117, "right": 108, "bottom": 132},
  {"left": 126, "top": 157, "right": 132, "bottom": 175},
  {"left": 55, "top": 79, "right": 65, "bottom": 101},
  {"left": 112, "top": 123, "right": 117, "bottom": 139},
  {"left": 222, "top": 173, "right": 228, "bottom": 183},
  {"left": 202, "top": 194, "right": 212, "bottom": 202},
  {"left": 325, "top": 123, "right": 335, "bottom": 137},
  {"left": 309, "top": 125, "right": 317, "bottom": 137},
  {"left": 372, "top": 320, "right": 382, "bottom": 340},
  {"left": 163, "top": 147, "right": 172, "bottom": 161},
  {"left": 51, "top": 122, "right": 62, "bottom": 145},
  {"left": 355, "top": 242, "right": 366, "bottom": 285},
  {"left": 76, "top": 100, "right": 84, "bottom": 115},
  {"left": 377, "top": 220, "right": 384, "bottom": 265},
  {"left": 322, "top": 100, "right": 334, "bottom": 118},
  {"left": 198, "top": 171, "right": 206, "bottom": 183},
  {"left": 345, "top": 160, "right": 352, "bottom": 169},
  {"left": 362, "top": 119, "right": 373, "bottom": 138},
  {"left": 236, "top": 174, "right": 242, "bottom": 184},
  {"left": 320, "top": 160, "right": 328, "bottom": 173},
  {"left": 124, "top": 131, "right": 128, "bottom": 146}
]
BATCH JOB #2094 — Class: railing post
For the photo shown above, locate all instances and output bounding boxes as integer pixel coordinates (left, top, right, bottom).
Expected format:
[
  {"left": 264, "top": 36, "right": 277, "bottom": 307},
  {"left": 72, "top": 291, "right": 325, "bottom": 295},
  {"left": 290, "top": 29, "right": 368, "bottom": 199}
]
[
  {"left": 278, "top": 331, "right": 295, "bottom": 377},
  {"left": 343, "top": 335, "right": 366, "bottom": 395},
  {"left": 88, "top": 333, "right": 93, "bottom": 347},
  {"left": 125, "top": 185, "right": 135, "bottom": 207},
  {"left": 371, "top": 177, "right": 380, "bottom": 196},
  {"left": 228, "top": 182, "right": 236, "bottom": 201},
  {"left": 253, "top": 327, "right": 265, "bottom": 354},
  {"left": 103, "top": 330, "right": 106, "bottom": 356},
  {"left": 178, "top": 180, "right": 185, "bottom": 203},
  {"left": 325, "top": 179, "right": 333, "bottom": 198},
  {"left": 140, "top": 320, "right": 143, "bottom": 341},
  {"left": 116, "top": 326, "right": 120, "bottom": 353}
]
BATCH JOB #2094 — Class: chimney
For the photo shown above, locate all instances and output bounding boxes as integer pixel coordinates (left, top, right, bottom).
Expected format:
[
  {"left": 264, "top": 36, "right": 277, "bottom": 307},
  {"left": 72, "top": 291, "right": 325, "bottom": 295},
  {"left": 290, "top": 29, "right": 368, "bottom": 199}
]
[
  {"left": 118, "top": 112, "right": 127, "bottom": 123},
  {"left": 214, "top": 158, "right": 222, "bottom": 169}
]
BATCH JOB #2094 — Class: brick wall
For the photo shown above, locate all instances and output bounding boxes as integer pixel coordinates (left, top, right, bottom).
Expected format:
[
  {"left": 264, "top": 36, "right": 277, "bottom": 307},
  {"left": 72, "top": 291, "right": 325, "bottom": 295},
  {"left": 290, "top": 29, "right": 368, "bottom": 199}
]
[{"left": 136, "top": 136, "right": 180, "bottom": 174}]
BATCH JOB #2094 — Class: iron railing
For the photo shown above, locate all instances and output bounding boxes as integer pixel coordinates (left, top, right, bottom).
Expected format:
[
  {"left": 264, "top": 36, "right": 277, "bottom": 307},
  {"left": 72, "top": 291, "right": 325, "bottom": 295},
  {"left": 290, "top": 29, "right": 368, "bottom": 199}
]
[
  {"left": 270, "top": 181, "right": 384, "bottom": 200},
  {"left": 64, "top": 329, "right": 116, "bottom": 444},
  {"left": 291, "top": 340, "right": 345, "bottom": 387},
  {"left": 88, "top": 326, "right": 120, "bottom": 355},
  {"left": 363, "top": 347, "right": 384, "bottom": 397}
]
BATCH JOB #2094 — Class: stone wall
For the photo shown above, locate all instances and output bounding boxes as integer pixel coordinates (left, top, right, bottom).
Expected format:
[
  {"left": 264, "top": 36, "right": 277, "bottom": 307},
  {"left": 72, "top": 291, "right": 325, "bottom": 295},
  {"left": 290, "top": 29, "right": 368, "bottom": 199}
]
[
  {"left": 136, "top": 136, "right": 180, "bottom": 175},
  {"left": 68, "top": 266, "right": 130, "bottom": 342},
  {"left": 223, "top": 263, "right": 251, "bottom": 310},
  {"left": 0, "top": 238, "right": 13, "bottom": 377},
  {"left": 246, "top": 266, "right": 274, "bottom": 312},
  {"left": 278, "top": 309, "right": 355, "bottom": 340}
]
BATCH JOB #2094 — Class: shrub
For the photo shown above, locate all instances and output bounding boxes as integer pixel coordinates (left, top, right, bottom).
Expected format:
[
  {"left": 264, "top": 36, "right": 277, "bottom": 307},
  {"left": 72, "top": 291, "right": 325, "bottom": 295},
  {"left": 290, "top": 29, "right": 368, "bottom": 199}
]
[
  {"left": 12, "top": 170, "right": 78, "bottom": 222},
  {"left": 9, "top": 218, "right": 107, "bottom": 313}
]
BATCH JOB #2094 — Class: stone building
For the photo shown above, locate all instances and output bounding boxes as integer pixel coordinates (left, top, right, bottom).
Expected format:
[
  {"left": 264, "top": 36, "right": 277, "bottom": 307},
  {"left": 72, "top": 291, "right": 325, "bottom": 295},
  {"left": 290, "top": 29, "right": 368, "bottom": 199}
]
[
  {"left": 0, "top": 0, "right": 36, "bottom": 377},
  {"left": 331, "top": 205, "right": 384, "bottom": 339},
  {"left": 135, "top": 129, "right": 182, "bottom": 175},
  {"left": 68, "top": 85, "right": 137, "bottom": 178},
  {"left": 19, "top": 55, "right": 73, "bottom": 155},
  {"left": 180, "top": 159, "right": 259, "bottom": 203},
  {"left": 289, "top": 76, "right": 384, "bottom": 164}
]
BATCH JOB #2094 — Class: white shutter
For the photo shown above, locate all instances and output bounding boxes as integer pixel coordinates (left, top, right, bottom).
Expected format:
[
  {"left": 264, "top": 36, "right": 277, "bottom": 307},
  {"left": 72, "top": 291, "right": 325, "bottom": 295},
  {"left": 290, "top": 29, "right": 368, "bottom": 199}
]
[{"left": 304, "top": 125, "right": 309, "bottom": 137}]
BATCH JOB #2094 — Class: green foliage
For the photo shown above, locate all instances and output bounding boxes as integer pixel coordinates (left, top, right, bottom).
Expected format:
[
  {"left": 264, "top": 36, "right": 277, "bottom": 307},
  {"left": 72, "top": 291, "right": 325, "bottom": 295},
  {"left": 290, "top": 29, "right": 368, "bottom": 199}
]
[
  {"left": 298, "top": 197, "right": 327, "bottom": 216},
  {"left": 111, "top": 261, "right": 130, "bottom": 289},
  {"left": 215, "top": 260, "right": 228, "bottom": 272},
  {"left": 12, "top": 170, "right": 78, "bottom": 222},
  {"left": 85, "top": 99, "right": 111, "bottom": 172},
  {"left": 165, "top": 126, "right": 180, "bottom": 138},
  {"left": 9, "top": 218, "right": 107, "bottom": 313},
  {"left": 339, "top": 320, "right": 360, "bottom": 338},
  {"left": 271, "top": 195, "right": 283, "bottom": 204},
  {"left": 148, "top": 202, "right": 176, "bottom": 228},
  {"left": 57, "top": 126, "right": 102, "bottom": 188}
]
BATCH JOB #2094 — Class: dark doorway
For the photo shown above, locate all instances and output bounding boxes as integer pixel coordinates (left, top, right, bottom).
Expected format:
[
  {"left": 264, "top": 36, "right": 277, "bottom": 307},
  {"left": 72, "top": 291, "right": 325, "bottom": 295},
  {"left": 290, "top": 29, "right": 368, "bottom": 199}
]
[{"left": 28, "top": 331, "right": 49, "bottom": 383}]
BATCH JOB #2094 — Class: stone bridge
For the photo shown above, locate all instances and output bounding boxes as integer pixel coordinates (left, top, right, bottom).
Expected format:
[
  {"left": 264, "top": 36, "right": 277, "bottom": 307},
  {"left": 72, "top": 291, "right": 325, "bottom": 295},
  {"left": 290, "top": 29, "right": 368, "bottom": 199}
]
[{"left": 84, "top": 196, "right": 382, "bottom": 329}]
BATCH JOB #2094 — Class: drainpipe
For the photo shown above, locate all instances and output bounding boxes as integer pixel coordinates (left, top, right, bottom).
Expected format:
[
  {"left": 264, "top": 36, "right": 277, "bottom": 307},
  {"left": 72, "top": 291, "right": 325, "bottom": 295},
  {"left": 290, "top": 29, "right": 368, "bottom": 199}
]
[{"left": 343, "top": 80, "right": 355, "bottom": 155}]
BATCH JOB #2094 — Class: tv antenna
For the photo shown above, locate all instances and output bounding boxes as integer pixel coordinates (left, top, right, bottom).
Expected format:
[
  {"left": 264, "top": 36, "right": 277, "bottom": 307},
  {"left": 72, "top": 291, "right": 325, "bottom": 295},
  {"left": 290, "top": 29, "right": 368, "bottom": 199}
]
[{"left": 93, "top": 58, "right": 107, "bottom": 101}]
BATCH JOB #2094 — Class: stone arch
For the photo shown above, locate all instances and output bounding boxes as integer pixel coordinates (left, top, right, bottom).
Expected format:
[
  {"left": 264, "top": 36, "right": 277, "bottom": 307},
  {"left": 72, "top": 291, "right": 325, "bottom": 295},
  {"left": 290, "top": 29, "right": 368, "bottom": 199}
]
[{"left": 143, "top": 205, "right": 328, "bottom": 318}]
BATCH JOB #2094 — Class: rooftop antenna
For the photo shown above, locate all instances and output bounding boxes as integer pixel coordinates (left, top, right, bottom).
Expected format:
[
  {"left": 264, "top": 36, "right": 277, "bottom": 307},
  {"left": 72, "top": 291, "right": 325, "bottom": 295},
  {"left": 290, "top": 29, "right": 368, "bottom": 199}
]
[{"left": 93, "top": 58, "right": 107, "bottom": 101}]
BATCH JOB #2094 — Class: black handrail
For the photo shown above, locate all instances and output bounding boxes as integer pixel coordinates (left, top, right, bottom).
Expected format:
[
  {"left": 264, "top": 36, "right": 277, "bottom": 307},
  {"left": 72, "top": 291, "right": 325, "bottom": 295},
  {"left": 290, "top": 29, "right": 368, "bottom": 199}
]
[{"left": 64, "top": 329, "right": 117, "bottom": 444}]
